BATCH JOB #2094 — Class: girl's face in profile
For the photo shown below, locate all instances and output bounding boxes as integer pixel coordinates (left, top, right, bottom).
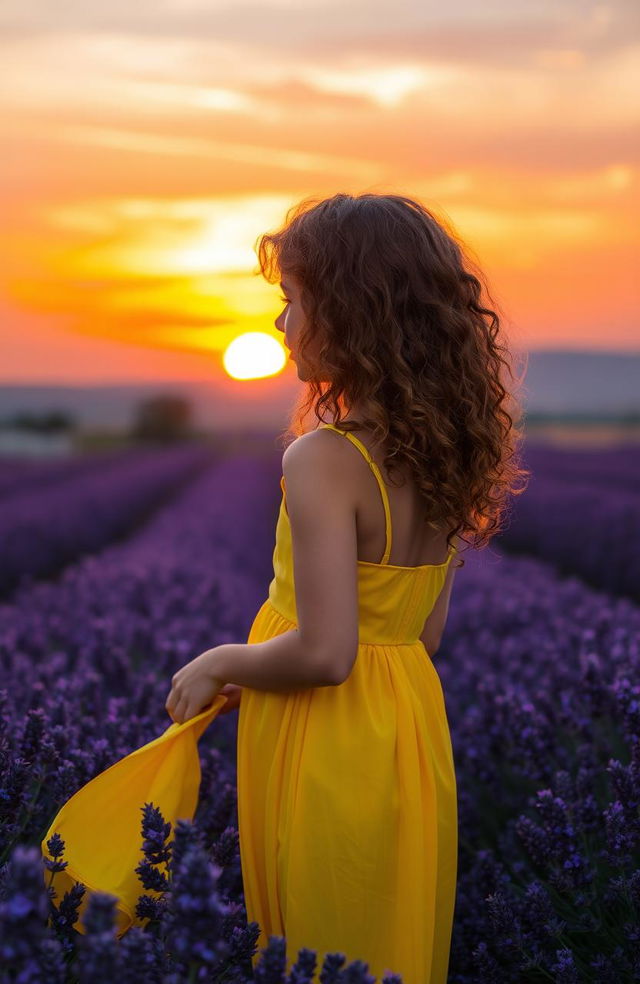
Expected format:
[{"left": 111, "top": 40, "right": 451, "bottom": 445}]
[{"left": 275, "top": 274, "right": 321, "bottom": 380}]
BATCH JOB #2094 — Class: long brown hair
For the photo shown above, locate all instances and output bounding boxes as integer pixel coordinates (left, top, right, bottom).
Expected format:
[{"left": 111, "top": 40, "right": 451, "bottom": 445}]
[{"left": 255, "top": 192, "right": 530, "bottom": 565}]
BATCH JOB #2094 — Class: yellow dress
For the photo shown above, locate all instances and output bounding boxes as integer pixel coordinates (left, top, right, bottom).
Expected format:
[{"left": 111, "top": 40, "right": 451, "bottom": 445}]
[{"left": 237, "top": 423, "right": 458, "bottom": 984}]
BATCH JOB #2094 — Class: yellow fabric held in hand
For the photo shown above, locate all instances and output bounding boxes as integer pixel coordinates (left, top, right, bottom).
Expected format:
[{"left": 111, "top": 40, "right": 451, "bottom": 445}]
[{"left": 41, "top": 694, "right": 227, "bottom": 937}]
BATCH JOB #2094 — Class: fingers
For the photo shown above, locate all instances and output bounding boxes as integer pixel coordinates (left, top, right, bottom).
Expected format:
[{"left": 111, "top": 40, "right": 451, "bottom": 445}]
[
  {"left": 175, "top": 695, "right": 190, "bottom": 724},
  {"left": 165, "top": 693, "right": 188, "bottom": 725},
  {"left": 166, "top": 679, "right": 237, "bottom": 725},
  {"left": 165, "top": 691, "right": 178, "bottom": 721},
  {"left": 219, "top": 691, "right": 240, "bottom": 714}
]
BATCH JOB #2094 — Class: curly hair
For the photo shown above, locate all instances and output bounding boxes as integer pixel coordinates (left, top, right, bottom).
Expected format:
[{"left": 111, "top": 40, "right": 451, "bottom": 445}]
[{"left": 255, "top": 192, "right": 530, "bottom": 566}]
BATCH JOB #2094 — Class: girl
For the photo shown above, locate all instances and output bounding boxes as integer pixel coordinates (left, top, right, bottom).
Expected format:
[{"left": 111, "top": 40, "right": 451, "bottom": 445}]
[{"left": 165, "top": 192, "right": 528, "bottom": 983}]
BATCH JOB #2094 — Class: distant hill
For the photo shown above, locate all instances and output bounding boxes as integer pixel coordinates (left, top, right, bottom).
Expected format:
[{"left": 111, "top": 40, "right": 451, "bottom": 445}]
[
  {"left": 519, "top": 349, "right": 639, "bottom": 415},
  {"left": 0, "top": 348, "right": 638, "bottom": 431},
  {"left": 0, "top": 380, "right": 292, "bottom": 433}
]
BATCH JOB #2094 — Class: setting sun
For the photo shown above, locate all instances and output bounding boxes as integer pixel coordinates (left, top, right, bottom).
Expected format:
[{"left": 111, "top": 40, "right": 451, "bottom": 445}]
[{"left": 223, "top": 332, "right": 287, "bottom": 380}]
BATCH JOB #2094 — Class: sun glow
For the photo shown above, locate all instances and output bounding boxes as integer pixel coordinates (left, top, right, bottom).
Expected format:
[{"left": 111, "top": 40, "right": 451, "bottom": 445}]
[{"left": 223, "top": 332, "right": 287, "bottom": 380}]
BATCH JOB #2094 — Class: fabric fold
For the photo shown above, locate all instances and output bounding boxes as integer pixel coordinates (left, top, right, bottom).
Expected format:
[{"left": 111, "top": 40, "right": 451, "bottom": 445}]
[{"left": 41, "top": 694, "right": 227, "bottom": 937}]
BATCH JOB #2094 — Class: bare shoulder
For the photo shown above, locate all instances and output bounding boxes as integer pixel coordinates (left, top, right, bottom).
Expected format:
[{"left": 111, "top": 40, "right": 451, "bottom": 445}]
[
  {"left": 283, "top": 426, "right": 349, "bottom": 459},
  {"left": 282, "top": 428, "right": 357, "bottom": 492}
]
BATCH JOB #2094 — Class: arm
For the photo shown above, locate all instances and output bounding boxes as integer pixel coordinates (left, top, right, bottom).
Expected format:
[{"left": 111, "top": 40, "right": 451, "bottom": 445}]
[
  {"left": 206, "top": 629, "right": 335, "bottom": 692},
  {"left": 168, "top": 626, "right": 333, "bottom": 724},
  {"left": 419, "top": 550, "right": 459, "bottom": 657},
  {"left": 211, "top": 431, "right": 360, "bottom": 691}
]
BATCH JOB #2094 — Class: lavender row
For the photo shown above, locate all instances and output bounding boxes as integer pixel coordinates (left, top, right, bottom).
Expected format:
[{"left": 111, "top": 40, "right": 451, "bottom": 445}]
[
  {"left": 0, "top": 453, "right": 278, "bottom": 784},
  {"left": 440, "top": 545, "right": 640, "bottom": 982},
  {"left": 0, "top": 453, "right": 412, "bottom": 981},
  {"left": 0, "top": 447, "right": 140, "bottom": 502},
  {"left": 522, "top": 440, "right": 640, "bottom": 494},
  {"left": 498, "top": 470, "right": 639, "bottom": 601},
  {"left": 0, "top": 442, "right": 217, "bottom": 598},
  {"left": 2, "top": 454, "right": 640, "bottom": 980}
]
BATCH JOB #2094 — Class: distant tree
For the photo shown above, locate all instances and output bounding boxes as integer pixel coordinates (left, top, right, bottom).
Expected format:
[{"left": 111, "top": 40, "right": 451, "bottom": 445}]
[
  {"left": 130, "top": 394, "right": 193, "bottom": 442},
  {"left": 41, "top": 410, "right": 76, "bottom": 433},
  {"left": 2, "top": 410, "right": 75, "bottom": 433}
]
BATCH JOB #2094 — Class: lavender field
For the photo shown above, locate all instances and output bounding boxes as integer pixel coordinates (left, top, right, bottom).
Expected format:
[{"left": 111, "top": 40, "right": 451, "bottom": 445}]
[
  {"left": 497, "top": 441, "right": 640, "bottom": 602},
  {"left": 1, "top": 438, "right": 639, "bottom": 983},
  {"left": 0, "top": 443, "right": 217, "bottom": 598}
]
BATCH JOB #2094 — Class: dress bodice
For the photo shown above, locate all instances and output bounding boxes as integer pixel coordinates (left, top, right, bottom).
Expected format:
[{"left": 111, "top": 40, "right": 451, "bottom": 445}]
[{"left": 267, "top": 424, "right": 456, "bottom": 645}]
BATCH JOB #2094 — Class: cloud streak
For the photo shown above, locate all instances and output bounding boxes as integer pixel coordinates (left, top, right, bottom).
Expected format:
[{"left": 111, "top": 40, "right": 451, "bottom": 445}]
[{"left": 1, "top": 0, "right": 638, "bottom": 380}]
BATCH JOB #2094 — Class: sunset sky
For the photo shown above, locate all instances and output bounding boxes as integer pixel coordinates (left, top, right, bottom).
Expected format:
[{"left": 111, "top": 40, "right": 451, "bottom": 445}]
[{"left": 1, "top": 0, "right": 639, "bottom": 389}]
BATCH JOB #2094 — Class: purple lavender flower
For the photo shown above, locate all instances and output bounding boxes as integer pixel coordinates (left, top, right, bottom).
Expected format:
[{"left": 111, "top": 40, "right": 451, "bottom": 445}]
[
  {"left": 2, "top": 443, "right": 640, "bottom": 980},
  {"left": 0, "top": 844, "right": 66, "bottom": 982}
]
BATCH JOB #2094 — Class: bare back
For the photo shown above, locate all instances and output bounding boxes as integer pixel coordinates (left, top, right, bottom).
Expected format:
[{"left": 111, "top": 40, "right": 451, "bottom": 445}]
[{"left": 322, "top": 423, "right": 453, "bottom": 569}]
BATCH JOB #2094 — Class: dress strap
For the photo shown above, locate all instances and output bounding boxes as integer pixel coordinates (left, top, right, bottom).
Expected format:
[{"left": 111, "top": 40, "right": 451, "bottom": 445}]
[{"left": 320, "top": 424, "right": 392, "bottom": 565}]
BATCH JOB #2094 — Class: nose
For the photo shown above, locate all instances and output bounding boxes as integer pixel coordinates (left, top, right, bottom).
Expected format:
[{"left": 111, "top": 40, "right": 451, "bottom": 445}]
[{"left": 276, "top": 323, "right": 288, "bottom": 349}]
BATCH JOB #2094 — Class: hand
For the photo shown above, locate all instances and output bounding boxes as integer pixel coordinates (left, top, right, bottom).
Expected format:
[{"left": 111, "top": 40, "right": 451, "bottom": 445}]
[
  {"left": 217, "top": 683, "right": 243, "bottom": 715},
  {"left": 165, "top": 648, "right": 227, "bottom": 725}
]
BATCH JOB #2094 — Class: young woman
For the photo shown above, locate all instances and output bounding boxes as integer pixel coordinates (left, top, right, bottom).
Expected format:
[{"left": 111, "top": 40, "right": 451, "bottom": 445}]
[{"left": 166, "top": 192, "right": 528, "bottom": 983}]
